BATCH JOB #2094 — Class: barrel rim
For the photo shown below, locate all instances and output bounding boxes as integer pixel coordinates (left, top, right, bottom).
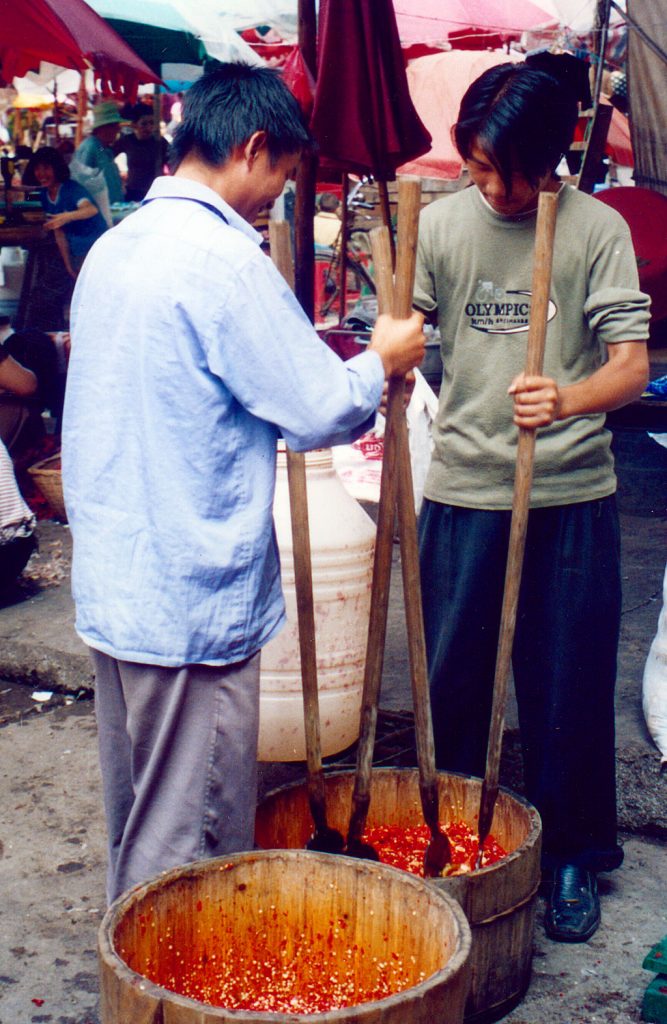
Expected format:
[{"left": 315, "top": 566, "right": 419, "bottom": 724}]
[
  {"left": 99, "top": 848, "right": 473, "bottom": 1021},
  {"left": 256, "top": 767, "right": 542, "bottom": 878}
]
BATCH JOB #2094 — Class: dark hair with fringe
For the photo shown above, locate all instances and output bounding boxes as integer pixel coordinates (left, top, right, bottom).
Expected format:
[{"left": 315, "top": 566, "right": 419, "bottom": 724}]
[
  {"left": 22, "top": 146, "right": 70, "bottom": 186},
  {"left": 168, "top": 62, "right": 315, "bottom": 172},
  {"left": 454, "top": 63, "right": 579, "bottom": 194}
]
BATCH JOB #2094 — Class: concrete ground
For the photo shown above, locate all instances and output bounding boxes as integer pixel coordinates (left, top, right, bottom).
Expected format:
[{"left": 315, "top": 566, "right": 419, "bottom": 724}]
[{"left": 0, "top": 499, "right": 666, "bottom": 1024}]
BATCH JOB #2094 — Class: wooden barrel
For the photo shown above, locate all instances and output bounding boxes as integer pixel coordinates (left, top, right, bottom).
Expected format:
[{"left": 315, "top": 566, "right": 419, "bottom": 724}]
[
  {"left": 98, "top": 848, "right": 472, "bottom": 1023},
  {"left": 255, "top": 770, "right": 542, "bottom": 1023}
]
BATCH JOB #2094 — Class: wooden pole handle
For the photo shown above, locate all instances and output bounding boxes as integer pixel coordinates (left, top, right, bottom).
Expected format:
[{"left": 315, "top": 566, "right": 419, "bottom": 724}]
[
  {"left": 269, "top": 221, "right": 327, "bottom": 828},
  {"left": 347, "top": 224, "right": 397, "bottom": 845},
  {"left": 478, "top": 191, "right": 559, "bottom": 846},
  {"left": 392, "top": 180, "right": 441, "bottom": 831},
  {"left": 348, "top": 177, "right": 431, "bottom": 844}
]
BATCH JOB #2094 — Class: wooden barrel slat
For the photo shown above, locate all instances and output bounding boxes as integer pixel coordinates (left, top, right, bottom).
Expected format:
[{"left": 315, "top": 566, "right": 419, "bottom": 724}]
[
  {"left": 255, "top": 770, "right": 541, "bottom": 1023},
  {"left": 99, "top": 849, "right": 471, "bottom": 1023}
]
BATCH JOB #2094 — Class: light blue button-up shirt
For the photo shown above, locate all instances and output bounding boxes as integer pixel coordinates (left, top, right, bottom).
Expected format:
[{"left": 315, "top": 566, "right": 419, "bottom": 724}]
[{"left": 62, "top": 176, "right": 384, "bottom": 667}]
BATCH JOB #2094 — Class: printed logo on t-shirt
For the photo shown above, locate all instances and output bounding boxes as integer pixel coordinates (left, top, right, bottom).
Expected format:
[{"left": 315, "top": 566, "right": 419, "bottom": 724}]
[{"left": 466, "top": 282, "right": 557, "bottom": 335}]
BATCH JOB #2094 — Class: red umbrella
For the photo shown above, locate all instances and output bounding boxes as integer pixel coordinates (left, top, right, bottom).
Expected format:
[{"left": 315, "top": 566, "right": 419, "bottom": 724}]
[
  {"left": 310, "top": 0, "right": 431, "bottom": 181},
  {"left": 393, "top": 0, "right": 555, "bottom": 44},
  {"left": 0, "top": 0, "right": 160, "bottom": 98}
]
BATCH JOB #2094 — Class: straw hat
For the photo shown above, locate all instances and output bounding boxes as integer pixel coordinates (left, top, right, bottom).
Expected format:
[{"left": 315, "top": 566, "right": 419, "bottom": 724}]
[{"left": 92, "top": 101, "right": 122, "bottom": 130}]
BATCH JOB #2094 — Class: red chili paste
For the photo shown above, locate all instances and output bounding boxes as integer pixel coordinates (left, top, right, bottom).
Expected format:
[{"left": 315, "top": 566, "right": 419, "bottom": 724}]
[
  {"left": 124, "top": 921, "right": 425, "bottom": 1014},
  {"left": 361, "top": 820, "right": 507, "bottom": 876}
]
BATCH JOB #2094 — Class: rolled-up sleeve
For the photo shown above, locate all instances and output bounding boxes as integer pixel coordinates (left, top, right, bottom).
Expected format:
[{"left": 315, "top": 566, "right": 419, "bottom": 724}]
[{"left": 585, "top": 222, "right": 651, "bottom": 343}]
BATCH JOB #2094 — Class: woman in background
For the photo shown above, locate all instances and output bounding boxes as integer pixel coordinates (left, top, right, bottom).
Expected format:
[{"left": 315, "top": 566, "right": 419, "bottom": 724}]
[{"left": 22, "top": 147, "right": 107, "bottom": 328}]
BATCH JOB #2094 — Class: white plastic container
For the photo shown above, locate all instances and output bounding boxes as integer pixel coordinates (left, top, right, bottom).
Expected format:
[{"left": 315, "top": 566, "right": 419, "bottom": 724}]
[
  {"left": 258, "top": 445, "right": 376, "bottom": 761},
  {"left": 643, "top": 560, "right": 667, "bottom": 766}
]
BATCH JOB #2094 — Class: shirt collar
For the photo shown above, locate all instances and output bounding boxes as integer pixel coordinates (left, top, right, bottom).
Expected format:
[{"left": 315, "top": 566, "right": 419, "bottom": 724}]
[{"left": 144, "top": 175, "right": 263, "bottom": 245}]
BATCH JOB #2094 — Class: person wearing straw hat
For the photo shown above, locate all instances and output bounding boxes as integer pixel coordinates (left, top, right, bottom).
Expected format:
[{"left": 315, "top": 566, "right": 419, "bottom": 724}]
[
  {"left": 62, "top": 63, "right": 425, "bottom": 904},
  {"left": 73, "top": 100, "right": 124, "bottom": 207},
  {"left": 414, "top": 62, "right": 650, "bottom": 943}
]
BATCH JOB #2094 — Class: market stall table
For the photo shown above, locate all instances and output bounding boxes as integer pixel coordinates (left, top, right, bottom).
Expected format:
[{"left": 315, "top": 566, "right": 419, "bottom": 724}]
[
  {"left": 0, "top": 204, "right": 137, "bottom": 329},
  {"left": 0, "top": 220, "right": 46, "bottom": 328}
]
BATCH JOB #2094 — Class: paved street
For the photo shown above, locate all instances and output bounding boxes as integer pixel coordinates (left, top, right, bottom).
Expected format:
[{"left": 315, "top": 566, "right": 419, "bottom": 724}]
[{"left": 0, "top": 504, "right": 666, "bottom": 1023}]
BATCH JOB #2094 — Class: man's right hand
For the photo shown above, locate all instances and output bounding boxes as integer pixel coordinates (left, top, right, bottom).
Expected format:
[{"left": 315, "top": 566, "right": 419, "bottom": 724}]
[{"left": 368, "top": 312, "right": 425, "bottom": 379}]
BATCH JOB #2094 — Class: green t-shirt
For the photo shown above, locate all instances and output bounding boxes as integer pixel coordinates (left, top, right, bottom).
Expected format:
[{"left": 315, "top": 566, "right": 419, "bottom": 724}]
[{"left": 414, "top": 184, "right": 650, "bottom": 509}]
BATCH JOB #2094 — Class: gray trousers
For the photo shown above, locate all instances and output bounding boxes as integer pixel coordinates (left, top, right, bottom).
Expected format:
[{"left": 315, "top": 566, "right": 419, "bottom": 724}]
[{"left": 91, "top": 648, "right": 260, "bottom": 903}]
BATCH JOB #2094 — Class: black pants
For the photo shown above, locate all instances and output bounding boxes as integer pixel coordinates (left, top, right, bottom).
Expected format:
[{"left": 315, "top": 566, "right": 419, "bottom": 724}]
[
  {"left": 418, "top": 496, "right": 623, "bottom": 872},
  {"left": 0, "top": 533, "right": 37, "bottom": 592}
]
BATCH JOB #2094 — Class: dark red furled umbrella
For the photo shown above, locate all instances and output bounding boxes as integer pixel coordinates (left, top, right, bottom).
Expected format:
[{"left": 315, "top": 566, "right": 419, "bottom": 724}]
[
  {"left": 308, "top": 0, "right": 431, "bottom": 312},
  {"left": 0, "top": 0, "right": 160, "bottom": 98},
  {"left": 310, "top": 0, "right": 431, "bottom": 182}
]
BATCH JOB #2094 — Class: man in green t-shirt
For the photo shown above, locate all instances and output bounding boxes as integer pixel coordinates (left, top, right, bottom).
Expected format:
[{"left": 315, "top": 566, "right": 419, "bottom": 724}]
[{"left": 415, "top": 61, "right": 650, "bottom": 943}]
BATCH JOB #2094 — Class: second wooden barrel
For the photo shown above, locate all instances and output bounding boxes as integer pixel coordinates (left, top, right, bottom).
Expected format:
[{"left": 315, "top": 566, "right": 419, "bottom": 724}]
[{"left": 255, "top": 769, "right": 542, "bottom": 1023}]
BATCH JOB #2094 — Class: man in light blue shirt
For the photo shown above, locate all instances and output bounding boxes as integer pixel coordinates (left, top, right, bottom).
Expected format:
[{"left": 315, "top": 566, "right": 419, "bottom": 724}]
[{"left": 62, "top": 63, "right": 424, "bottom": 901}]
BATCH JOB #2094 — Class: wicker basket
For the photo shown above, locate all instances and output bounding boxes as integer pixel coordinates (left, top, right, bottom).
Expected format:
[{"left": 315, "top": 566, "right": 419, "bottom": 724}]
[{"left": 28, "top": 453, "right": 66, "bottom": 521}]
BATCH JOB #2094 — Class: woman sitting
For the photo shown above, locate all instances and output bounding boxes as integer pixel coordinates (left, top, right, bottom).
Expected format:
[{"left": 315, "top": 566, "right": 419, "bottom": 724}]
[{"left": 22, "top": 147, "right": 107, "bottom": 329}]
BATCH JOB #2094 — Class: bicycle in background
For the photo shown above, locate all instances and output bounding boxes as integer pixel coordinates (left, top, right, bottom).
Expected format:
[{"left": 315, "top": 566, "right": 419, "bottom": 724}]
[{"left": 314, "top": 177, "right": 381, "bottom": 326}]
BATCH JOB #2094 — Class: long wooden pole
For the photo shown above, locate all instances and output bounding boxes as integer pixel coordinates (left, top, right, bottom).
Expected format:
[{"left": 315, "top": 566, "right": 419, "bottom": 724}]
[
  {"left": 269, "top": 220, "right": 344, "bottom": 854},
  {"left": 347, "top": 178, "right": 424, "bottom": 858},
  {"left": 477, "top": 191, "right": 559, "bottom": 855}
]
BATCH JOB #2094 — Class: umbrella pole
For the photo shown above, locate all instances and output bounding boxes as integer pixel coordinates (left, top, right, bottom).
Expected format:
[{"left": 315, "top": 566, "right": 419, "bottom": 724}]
[
  {"left": 53, "top": 81, "right": 60, "bottom": 144},
  {"left": 377, "top": 178, "right": 395, "bottom": 266},
  {"left": 294, "top": 0, "right": 318, "bottom": 321},
  {"left": 75, "top": 74, "right": 87, "bottom": 148},
  {"left": 153, "top": 85, "right": 163, "bottom": 180},
  {"left": 339, "top": 171, "right": 349, "bottom": 321}
]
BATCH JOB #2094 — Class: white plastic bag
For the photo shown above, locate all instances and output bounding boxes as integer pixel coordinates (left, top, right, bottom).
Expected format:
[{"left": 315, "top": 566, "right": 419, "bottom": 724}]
[
  {"left": 642, "top": 560, "right": 667, "bottom": 768},
  {"left": 332, "top": 416, "right": 384, "bottom": 504},
  {"left": 69, "top": 157, "right": 112, "bottom": 227},
  {"left": 332, "top": 369, "right": 438, "bottom": 510},
  {"left": 406, "top": 367, "right": 438, "bottom": 515}
]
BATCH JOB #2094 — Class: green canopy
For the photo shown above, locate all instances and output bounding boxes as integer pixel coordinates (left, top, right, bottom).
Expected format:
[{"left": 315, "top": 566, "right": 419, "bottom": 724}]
[
  {"left": 102, "top": 19, "right": 206, "bottom": 72},
  {"left": 88, "top": 1, "right": 208, "bottom": 73}
]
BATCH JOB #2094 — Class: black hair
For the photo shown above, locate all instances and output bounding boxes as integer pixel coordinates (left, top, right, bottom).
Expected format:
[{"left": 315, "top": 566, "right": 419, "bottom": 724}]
[
  {"left": 22, "top": 146, "right": 70, "bottom": 186},
  {"left": 318, "top": 192, "right": 340, "bottom": 213},
  {"left": 126, "top": 102, "right": 153, "bottom": 124},
  {"left": 454, "top": 63, "right": 579, "bottom": 194},
  {"left": 168, "top": 62, "right": 315, "bottom": 172}
]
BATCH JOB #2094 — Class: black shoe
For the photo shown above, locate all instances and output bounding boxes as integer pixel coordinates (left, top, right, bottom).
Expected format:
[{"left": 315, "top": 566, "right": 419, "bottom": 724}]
[{"left": 544, "top": 864, "right": 600, "bottom": 943}]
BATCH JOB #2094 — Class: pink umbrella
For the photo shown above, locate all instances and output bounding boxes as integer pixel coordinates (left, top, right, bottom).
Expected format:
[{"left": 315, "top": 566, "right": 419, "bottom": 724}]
[
  {"left": 0, "top": 0, "right": 160, "bottom": 98},
  {"left": 394, "top": 0, "right": 555, "bottom": 44},
  {"left": 399, "top": 49, "right": 634, "bottom": 182},
  {"left": 398, "top": 49, "right": 521, "bottom": 179}
]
